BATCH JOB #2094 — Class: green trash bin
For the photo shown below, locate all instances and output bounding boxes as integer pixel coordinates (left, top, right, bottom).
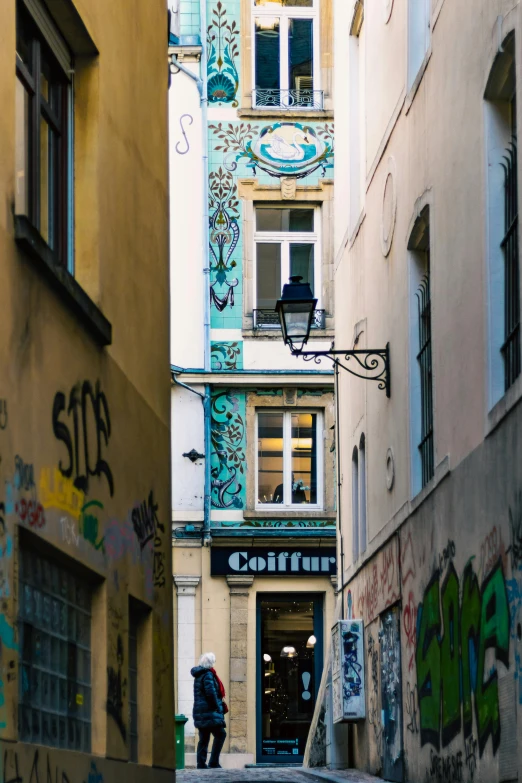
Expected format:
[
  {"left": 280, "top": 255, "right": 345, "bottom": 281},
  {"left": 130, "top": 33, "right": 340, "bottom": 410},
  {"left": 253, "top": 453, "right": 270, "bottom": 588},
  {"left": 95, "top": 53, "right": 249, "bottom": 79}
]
[{"left": 175, "top": 714, "right": 189, "bottom": 770}]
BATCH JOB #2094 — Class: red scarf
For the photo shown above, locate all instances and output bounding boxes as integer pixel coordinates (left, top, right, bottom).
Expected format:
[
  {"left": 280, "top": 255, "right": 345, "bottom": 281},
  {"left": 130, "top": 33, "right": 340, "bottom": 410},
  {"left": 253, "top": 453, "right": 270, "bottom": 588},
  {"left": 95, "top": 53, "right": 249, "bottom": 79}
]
[{"left": 211, "top": 667, "right": 226, "bottom": 699}]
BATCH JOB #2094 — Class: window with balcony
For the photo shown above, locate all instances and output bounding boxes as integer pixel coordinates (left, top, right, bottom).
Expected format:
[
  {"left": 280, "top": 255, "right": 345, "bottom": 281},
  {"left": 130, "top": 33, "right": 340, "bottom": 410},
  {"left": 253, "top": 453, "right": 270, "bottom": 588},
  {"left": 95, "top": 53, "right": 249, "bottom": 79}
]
[
  {"left": 16, "top": 0, "right": 74, "bottom": 271},
  {"left": 257, "top": 410, "right": 323, "bottom": 508},
  {"left": 19, "top": 548, "right": 92, "bottom": 751},
  {"left": 254, "top": 205, "right": 323, "bottom": 328},
  {"left": 253, "top": 0, "right": 321, "bottom": 109}
]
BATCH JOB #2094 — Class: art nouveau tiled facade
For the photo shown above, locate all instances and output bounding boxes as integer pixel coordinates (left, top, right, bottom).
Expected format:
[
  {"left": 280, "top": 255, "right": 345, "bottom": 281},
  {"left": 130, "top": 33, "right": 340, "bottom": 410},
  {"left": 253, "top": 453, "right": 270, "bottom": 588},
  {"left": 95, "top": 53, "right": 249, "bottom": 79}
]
[{"left": 168, "top": 0, "right": 336, "bottom": 767}]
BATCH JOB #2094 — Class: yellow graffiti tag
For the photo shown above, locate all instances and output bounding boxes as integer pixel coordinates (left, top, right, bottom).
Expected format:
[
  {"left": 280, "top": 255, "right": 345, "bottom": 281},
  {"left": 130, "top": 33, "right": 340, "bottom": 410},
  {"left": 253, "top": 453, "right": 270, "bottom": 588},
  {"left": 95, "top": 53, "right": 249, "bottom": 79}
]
[{"left": 39, "top": 467, "right": 85, "bottom": 520}]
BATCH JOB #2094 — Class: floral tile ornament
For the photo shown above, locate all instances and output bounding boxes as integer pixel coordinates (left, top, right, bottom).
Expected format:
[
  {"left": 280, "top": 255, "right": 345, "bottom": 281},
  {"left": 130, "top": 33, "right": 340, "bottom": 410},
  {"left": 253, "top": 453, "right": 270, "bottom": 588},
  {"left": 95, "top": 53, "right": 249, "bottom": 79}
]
[
  {"left": 210, "top": 390, "right": 246, "bottom": 508},
  {"left": 211, "top": 341, "right": 243, "bottom": 370},
  {"left": 207, "top": 1, "right": 239, "bottom": 106}
]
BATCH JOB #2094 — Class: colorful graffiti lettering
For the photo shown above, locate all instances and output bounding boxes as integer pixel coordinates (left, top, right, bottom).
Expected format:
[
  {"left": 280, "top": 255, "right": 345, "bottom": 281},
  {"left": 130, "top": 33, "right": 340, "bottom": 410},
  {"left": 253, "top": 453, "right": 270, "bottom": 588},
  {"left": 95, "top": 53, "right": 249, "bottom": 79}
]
[
  {"left": 40, "top": 467, "right": 85, "bottom": 520},
  {"left": 416, "top": 559, "right": 509, "bottom": 757}
]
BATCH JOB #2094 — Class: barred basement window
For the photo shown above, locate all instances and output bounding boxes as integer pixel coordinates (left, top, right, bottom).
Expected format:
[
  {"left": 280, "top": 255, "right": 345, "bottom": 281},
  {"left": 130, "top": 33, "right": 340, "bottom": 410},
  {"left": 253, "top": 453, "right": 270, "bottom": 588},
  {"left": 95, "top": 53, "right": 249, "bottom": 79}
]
[
  {"left": 129, "top": 608, "right": 139, "bottom": 762},
  {"left": 19, "top": 549, "right": 91, "bottom": 751}
]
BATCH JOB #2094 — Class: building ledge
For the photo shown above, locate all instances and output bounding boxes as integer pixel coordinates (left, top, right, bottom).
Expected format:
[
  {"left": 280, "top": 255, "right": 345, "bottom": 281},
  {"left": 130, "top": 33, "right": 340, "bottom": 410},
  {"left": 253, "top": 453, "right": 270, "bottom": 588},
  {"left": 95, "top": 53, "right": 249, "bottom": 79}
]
[
  {"left": 210, "top": 528, "right": 336, "bottom": 540},
  {"left": 244, "top": 510, "right": 336, "bottom": 520},
  {"left": 237, "top": 108, "right": 334, "bottom": 121},
  {"left": 14, "top": 215, "right": 112, "bottom": 347}
]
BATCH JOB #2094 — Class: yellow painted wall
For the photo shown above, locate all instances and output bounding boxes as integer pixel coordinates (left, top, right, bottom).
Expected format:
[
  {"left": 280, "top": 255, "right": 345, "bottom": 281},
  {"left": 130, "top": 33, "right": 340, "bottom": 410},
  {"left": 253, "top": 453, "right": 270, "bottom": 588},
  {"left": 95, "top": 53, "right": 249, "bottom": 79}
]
[{"left": 0, "top": 0, "right": 173, "bottom": 776}]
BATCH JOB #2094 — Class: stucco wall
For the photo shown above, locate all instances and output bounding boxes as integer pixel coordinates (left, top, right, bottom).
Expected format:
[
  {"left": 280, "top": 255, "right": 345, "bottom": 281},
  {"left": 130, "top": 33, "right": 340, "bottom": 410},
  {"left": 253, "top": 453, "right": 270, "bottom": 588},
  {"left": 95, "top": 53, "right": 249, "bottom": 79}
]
[{"left": 0, "top": 0, "right": 173, "bottom": 775}]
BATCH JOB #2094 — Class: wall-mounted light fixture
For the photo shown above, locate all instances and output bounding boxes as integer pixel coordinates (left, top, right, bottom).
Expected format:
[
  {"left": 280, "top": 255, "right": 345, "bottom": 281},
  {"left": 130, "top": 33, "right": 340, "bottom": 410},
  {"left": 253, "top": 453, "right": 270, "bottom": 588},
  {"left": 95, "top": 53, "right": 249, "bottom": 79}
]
[{"left": 276, "top": 277, "right": 390, "bottom": 397}]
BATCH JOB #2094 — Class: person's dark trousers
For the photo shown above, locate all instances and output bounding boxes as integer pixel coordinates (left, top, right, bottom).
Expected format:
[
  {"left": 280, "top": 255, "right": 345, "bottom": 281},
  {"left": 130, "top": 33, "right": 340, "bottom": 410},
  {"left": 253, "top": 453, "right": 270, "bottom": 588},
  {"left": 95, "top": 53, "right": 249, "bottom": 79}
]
[{"left": 197, "top": 726, "right": 227, "bottom": 768}]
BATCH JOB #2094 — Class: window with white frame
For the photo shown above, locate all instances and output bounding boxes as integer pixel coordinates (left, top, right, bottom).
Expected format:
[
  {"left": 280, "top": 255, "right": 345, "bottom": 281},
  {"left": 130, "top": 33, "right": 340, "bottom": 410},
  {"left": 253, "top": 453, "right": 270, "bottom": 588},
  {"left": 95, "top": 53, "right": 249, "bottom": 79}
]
[
  {"left": 257, "top": 410, "right": 323, "bottom": 508},
  {"left": 253, "top": 0, "right": 321, "bottom": 109},
  {"left": 254, "top": 205, "right": 321, "bottom": 328}
]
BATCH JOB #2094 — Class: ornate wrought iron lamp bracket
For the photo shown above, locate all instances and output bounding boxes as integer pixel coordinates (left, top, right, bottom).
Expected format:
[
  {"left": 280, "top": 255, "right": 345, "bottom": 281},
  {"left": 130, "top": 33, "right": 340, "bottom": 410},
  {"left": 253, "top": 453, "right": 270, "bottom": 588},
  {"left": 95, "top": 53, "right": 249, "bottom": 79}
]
[{"left": 289, "top": 342, "right": 391, "bottom": 398}]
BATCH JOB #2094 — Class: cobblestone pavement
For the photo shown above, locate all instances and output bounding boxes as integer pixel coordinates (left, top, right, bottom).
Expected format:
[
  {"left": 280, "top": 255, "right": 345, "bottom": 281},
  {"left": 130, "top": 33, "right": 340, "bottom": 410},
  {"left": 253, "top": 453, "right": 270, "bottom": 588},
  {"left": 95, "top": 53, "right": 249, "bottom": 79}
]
[{"left": 177, "top": 767, "right": 385, "bottom": 783}]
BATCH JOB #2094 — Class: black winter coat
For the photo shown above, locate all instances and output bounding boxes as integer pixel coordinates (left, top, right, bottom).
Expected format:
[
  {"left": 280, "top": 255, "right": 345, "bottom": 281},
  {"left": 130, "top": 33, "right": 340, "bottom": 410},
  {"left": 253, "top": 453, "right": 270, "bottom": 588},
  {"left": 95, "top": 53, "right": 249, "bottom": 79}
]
[{"left": 191, "top": 666, "right": 226, "bottom": 729}]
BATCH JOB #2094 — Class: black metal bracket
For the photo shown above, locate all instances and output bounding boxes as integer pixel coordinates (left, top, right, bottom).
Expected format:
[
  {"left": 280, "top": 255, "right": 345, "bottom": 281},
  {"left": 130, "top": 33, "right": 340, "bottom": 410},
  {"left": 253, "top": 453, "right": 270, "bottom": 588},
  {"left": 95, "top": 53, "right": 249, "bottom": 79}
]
[
  {"left": 182, "top": 449, "right": 205, "bottom": 462},
  {"left": 290, "top": 342, "right": 391, "bottom": 397}
]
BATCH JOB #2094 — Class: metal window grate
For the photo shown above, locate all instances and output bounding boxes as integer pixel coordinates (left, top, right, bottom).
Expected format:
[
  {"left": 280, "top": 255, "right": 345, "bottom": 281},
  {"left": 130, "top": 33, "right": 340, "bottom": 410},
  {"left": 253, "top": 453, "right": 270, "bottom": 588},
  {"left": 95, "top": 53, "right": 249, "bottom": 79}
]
[
  {"left": 416, "top": 264, "right": 434, "bottom": 488},
  {"left": 129, "top": 611, "right": 138, "bottom": 763},
  {"left": 19, "top": 549, "right": 91, "bottom": 751},
  {"left": 501, "top": 135, "right": 520, "bottom": 391},
  {"left": 253, "top": 89, "right": 324, "bottom": 110}
]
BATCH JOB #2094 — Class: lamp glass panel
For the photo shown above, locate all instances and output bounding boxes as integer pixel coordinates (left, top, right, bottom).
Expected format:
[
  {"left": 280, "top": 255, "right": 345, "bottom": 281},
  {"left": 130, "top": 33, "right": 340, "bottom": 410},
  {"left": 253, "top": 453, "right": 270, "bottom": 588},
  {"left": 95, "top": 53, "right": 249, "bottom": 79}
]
[
  {"left": 291, "top": 413, "right": 317, "bottom": 504},
  {"left": 283, "top": 304, "right": 313, "bottom": 338},
  {"left": 258, "top": 412, "right": 284, "bottom": 504}
]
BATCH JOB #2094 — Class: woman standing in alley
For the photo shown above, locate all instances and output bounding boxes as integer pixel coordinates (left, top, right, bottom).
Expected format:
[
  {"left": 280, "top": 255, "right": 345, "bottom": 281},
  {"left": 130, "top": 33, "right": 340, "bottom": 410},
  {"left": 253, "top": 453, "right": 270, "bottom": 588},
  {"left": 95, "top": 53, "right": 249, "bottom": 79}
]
[{"left": 191, "top": 652, "right": 228, "bottom": 769}]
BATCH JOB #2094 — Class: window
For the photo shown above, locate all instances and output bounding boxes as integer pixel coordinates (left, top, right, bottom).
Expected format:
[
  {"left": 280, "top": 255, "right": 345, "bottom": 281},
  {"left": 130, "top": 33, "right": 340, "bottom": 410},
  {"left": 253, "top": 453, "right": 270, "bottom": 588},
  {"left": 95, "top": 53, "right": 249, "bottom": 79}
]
[
  {"left": 257, "top": 410, "right": 323, "bottom": 508},
  {"left": 485, "top": 33, "right": 519, "bottom": 404},
  {"left": 351, "top": 446, "right": 359, "bottom": 560},
  {"left": 407, "top": 0, "right": 430, "bottom": 90},
  {"left": 19, "top": 548, "right": 91, "bottom": 751},
  {"left": 254, "top": 206, "right": 323, "bottom": 328},
  {"left": 16, "top": 1, "right": 74, "bottom": 270},
  {"left": 351, "top": 434, "right": 367, "bottom": 563},
  {"left": 253, "top": 0, "right": 321, "bottom": 109},
  {"left": 409, "top": 207, "right": 434, "bottom": 493},
  {"left": 129, "top": 606, "right": 139, "bottom": 762}
]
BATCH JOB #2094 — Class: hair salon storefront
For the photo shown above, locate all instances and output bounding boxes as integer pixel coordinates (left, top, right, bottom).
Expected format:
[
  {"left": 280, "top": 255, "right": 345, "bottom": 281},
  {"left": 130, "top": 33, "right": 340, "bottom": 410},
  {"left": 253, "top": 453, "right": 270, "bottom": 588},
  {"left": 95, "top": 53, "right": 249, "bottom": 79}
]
[{"left": 173, "top": 538, "right": 336, "bottom": 768}]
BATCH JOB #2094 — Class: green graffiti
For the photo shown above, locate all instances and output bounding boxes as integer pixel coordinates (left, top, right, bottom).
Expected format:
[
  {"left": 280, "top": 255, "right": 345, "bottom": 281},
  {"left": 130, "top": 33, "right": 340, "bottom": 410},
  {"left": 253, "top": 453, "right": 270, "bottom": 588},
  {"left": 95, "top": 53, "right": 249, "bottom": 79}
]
[
  {"left": 461, "top": 562, "right": 480, "bottom": 737},
  {"left": 80, "top": 500, "right": 105, "bottom": 552},
  {"left": 441, "top": 564, "right": 461, "bottom": 746},
  {"left": 416, "top": 558, "right": 510, "bottom": 758},
  {"left": 475, "top": 562, "right": 510, "bottom": 756},
  {"left": 416, "top": 573, "right": 441, "bottom": 750}
]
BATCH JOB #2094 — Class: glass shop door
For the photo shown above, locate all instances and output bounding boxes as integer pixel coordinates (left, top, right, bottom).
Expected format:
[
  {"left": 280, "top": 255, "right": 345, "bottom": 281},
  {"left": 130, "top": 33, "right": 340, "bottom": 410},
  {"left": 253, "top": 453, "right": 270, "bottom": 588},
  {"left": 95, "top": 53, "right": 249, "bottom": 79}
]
[{"left": 256, "top": 594, "right": 323, "bottom": 764}]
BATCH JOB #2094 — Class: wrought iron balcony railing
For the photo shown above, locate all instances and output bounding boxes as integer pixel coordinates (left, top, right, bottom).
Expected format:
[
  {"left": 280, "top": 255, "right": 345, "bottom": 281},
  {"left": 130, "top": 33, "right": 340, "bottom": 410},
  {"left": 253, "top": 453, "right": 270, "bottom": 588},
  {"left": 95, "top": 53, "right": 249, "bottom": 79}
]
[
  {"left": 253, "top": 309, "right": 326, "bottom": 330},
  {"left": 252, "top": 89, "right": 324, "bottom": 111}
]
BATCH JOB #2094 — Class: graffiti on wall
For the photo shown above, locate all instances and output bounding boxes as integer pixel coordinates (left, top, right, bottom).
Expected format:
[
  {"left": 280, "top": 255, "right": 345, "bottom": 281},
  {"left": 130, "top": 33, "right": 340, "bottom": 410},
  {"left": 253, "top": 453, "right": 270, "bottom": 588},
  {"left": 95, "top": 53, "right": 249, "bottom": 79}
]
[
  {"left": 2, "top": 748, "right": 104, "bottom": 783},
  {"left": 52, "top": 381, "right": 114, "bottom": 497},
  {"left": 0, "top": 400, "right": 7, "bottom": 430},
  {"left": 210, "top": 390, "right": 245, "bottom": 509},
  {"left": 207, "top": 1, "right": 239, "bottom": 105},
  {"left": 107, "top": 634, "right": 127, "bottom": 741},
  {"left": 347, "top": 536, "right": 400, "bottom": 626},
  {"left": 416, "top": 557, "right": 509, "bottom": 757}
]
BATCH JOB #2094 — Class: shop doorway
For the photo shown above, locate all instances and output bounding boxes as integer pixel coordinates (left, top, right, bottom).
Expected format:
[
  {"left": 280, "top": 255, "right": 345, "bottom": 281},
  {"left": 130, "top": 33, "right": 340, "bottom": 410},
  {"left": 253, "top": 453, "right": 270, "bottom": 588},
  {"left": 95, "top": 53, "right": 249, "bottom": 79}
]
[{"left": 256, "top": 594, "right": 323, "bottom": 764}]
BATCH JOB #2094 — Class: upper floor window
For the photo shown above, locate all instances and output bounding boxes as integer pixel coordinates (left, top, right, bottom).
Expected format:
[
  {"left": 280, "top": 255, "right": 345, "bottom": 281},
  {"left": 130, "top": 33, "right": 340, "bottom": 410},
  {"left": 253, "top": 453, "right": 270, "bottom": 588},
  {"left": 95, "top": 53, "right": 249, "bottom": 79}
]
[
  {"left": 16, "top": 0, "right": 74, "bottom": 270},
  {"left": 257, "top": 410, "right": 323, "bottom": 508},
  {"left": 408, "top": 206, "right": 434, "bottom": 494},
  {"left": 19, "top": 548, "right": 92, "bottom": 751},
  {"left": 253, "top": 0, "right": 322, "bottom": 109},
  {"left": 485, "top": 32, "right": 520, "bottom": 405},
  {"left": 254, "top": 205, "right": 323, "bottom": 328},
  {"left": 407, "top": 0, "right": 430, "bottom": 90}
]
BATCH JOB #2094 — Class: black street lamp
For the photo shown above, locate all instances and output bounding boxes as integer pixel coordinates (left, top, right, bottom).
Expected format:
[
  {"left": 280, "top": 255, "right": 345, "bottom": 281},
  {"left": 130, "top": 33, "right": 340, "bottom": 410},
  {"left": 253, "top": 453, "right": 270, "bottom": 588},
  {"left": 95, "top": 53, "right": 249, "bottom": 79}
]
[{"left": 276, "top": 277, "right": 390, "bottom": 397}]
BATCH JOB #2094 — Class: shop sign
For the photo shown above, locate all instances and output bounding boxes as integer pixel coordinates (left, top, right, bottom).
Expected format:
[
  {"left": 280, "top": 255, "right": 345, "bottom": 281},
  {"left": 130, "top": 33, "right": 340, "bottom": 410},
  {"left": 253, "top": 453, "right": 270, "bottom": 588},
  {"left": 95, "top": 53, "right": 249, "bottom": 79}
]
[
  {"left": 262, "top": 738, "right": 301, "bottom": 757},
  {"left": 210, "top": 547, "right": 337, "bottom": 576}
]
